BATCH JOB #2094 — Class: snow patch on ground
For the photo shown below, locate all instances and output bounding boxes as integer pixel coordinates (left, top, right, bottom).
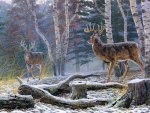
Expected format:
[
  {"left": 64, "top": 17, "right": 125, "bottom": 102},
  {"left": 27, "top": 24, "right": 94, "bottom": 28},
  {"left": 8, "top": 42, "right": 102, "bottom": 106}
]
[{"left": 0, "top": 71, "right": 150, "bottom": 113}]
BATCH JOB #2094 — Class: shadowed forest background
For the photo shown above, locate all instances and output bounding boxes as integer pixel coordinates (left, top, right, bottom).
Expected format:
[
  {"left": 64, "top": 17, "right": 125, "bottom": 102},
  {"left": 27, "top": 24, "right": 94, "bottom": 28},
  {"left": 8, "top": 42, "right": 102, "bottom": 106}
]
[{"left": 0, "top": 0, "right": 144, "bottom": 80}]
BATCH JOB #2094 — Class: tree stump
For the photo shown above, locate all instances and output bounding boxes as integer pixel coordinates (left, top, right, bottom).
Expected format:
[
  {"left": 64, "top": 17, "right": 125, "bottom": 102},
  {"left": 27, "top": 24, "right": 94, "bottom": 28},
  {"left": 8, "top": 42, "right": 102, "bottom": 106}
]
[
  {"left": 69, "top": 81, "right": 87, "bottom": 99},
  {"left": 112, "top": 78, "right": 150, "bottom": 108},
  {"left": 0, "top": 94, "right": 34, "bottom": 109}
]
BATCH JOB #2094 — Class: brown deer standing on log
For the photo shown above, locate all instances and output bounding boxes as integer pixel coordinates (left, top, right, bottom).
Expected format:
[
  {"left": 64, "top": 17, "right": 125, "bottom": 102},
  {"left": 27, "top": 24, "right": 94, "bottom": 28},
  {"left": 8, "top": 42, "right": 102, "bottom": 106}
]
[
  {"left": 20, "top": 41, "right": 44, "bottom": 81},
  {"left": 84, "top": 24, "right": 144, "bottom": 82}
]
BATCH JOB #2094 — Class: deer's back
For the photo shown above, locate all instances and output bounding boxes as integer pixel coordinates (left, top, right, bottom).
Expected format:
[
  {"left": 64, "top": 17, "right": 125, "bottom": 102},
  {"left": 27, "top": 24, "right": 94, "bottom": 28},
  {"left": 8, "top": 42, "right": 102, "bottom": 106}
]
[
  {"left": 25, "top": 52, "right": 44, "bottom": 65},
  {"left": 93, "top": 41, "right": 139, "bottom": 62}
]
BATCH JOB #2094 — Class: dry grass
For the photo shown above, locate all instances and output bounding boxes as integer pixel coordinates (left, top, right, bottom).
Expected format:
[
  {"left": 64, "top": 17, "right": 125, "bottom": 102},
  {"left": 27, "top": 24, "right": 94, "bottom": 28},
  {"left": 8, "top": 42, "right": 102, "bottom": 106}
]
[
  {"left": 0, "top": 72, "right": 51, "bottom": 94},
  {"left": 0, "top": 78, "right": 19, "bottom": 94}
]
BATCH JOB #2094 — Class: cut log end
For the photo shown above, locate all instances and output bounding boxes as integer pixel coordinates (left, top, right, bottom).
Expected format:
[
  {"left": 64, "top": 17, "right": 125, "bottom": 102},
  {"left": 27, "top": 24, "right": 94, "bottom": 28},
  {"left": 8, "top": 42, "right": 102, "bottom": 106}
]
[
  {"left": 112, "top": 79, "right": 150, "bottom": 108},
  {"left": 70, "top": 81, "right": 87, "bottom": 99}
]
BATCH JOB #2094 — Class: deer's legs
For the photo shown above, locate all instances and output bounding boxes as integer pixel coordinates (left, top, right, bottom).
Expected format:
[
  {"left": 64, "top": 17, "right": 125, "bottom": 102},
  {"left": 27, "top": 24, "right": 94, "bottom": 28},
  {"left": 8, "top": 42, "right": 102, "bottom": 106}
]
[
  {"left": 30, "top": 65, "right": 35, "bottom": 79},
  {"left": 107, "top": 61, "right": 116, "bottom": 82},
  {"left": 26, "top": 64, "right": 31, "bottom": 81},
  {"left": 119, "top": 61, "right": 129, "bottom": 82}
]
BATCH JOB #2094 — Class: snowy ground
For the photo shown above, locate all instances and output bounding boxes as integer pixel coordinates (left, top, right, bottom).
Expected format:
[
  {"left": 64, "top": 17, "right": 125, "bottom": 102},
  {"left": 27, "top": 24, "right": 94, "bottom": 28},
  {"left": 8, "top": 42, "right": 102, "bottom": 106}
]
[{"left": 0, "top": 70, "right": 150, "bottom": 113}]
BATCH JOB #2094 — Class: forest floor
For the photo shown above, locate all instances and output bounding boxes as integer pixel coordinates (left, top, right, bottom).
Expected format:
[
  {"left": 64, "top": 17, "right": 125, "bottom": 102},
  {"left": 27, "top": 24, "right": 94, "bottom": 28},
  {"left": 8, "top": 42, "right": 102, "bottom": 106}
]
[{"left": 0, "top": 70, "right": 150, "bottom": 113}]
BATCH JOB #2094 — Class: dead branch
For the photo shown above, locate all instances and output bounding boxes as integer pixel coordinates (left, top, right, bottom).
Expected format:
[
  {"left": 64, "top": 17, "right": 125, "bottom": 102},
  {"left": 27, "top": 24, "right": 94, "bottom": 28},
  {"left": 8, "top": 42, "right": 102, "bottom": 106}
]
[
  {"left": 18, "top": 84, "right": 109, "bottom": 109},
  {"left": 16, "top": 74, "right": 126, "bottom": 95}
]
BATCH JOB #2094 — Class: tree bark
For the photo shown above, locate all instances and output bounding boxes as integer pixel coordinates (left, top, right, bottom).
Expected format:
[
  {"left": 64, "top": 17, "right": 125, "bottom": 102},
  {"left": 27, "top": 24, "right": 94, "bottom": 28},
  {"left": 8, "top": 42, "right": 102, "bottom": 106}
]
[
  {"left": 0, "top": 94, "right": 34, "bottom": 109},
  {"left": 52, "top": 0, "right": 61, "bottom": 76},
  {"left": 75, "top": 49, "right": 80, "bottom": 72},
  {"left": 112, "top": 79, "right": 150, "bottom": 108},
  {"left": 70, "top": 81, "right": 87, "bottom": 99},
  {"left": 105, "top": 0, "right": 113, "bottom": 43},
  {"left": 129, "top": 0, "right": 145, "bottom": 56},
  {"left": 141, "top": 0, "right": 150, "bottom": 77},
  {"left": 60, "top": 58, "right": 65, "bottom": 76}
]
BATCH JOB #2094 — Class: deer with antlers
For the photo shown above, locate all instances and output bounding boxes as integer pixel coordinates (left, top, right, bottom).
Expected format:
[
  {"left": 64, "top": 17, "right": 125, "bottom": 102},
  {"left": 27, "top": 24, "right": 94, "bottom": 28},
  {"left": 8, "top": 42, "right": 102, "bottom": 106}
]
[
  {"left": 20, "top": 41, "right": 44, "bottom": 81},
  {"left": 84, "top": 24, "right": 144, "bottom": 82}
]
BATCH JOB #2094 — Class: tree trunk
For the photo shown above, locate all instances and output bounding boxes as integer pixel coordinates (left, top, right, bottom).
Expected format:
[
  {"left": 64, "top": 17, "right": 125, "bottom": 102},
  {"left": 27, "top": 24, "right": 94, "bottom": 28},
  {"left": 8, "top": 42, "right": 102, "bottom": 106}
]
[
  {"left": 114, "top": 62, "right": 126, "bottom": 77},
  {"left": 70, "top": 81, "right": 87, "bottom": 99},
  {"left": 60, "top": 57, "right": 65, "bottom": 76},
  {"left": 75, "top": 49, "right": 80, "bottom": 72},
  {"left": 129, "top": 0, "right": 145, "bottom": 56},
  {"left": 52, "top": 64, "right": 57, "bottom": 76},
  {"left": 112, "top": 79, "right": 150, "bottom": 108},
  {"left": 141, "top": 0, "right": 150, "bottom": 77},
  {"left": 0, "top": 94, "right": 34, "bottom": 109},
  {"left": 105, "top": 0, "right": 113, "bottom": 43},
  {"left": 117, "top": 0, "right": 127, "bottom": 42},
  {"left": 52, "top": 0, "right": 61, "bottom": 76}
]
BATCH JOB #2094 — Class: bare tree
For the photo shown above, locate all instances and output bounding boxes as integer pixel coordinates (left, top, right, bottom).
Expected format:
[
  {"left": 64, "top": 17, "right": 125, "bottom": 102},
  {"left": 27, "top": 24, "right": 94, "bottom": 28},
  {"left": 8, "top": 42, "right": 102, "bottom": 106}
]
[
  {"left": 141, "top": 0, "right": 150, "bottom": 77},
  {"left": 105, "top": 0, "right": 113, "bottom": 43},
  {"left": 52, "top": 0, "right": 79, "bottom": 75},
  {"left": 129, "top": 0, "right": 145, "bottom": 56},
  {"left": 52, "top": 0, "right": 61, "bottom": 75}
]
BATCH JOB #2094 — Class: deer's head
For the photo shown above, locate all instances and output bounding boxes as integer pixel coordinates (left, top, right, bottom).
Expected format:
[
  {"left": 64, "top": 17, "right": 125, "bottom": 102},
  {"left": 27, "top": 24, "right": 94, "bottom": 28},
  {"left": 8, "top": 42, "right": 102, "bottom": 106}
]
[
  {"left": 84, "top": 24, "right": 105, "bottom": 45},
  {"left": 20, "top": 40, "right": 36, "bottom": 57}
]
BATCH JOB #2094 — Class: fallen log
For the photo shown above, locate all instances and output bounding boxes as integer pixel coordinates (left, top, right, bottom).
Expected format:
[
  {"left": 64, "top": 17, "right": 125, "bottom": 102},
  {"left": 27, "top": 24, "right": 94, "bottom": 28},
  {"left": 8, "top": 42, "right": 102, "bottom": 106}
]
[
  {"left": 18, "top": 84, "right": 110, "bottom": 109},
  {"left": 112, "top": 79, "right": 150, "bottom": 108},
  {"left": 16, "top": 74, "right": 126, "bottom": 96},
  {"left": 0, "top": 94, "right": 34, "bottom": 109},
  {"left": 18, "top": 74, "right": 126, "bottom": 95},
  {"left": 86, "top": 82, "right": 126, "bottom": 90},
  {"left": 16, "top": 75, "right": 126, "bottom": 108}
]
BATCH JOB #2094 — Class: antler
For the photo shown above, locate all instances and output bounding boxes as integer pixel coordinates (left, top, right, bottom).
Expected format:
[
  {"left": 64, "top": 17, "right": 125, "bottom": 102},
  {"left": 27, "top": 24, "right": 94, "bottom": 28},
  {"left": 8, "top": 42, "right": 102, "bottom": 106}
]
[
  {"left": 20, "top": 40, "right": 28, "bottom": 50},
  {"left": 84, "top": 23, "right": 95, "bottom": 33},
  {"left": 84, "top": 23, "right": 105, "bottom": 35},
  {"left": 97, "top": 24, "right": 105, "bottom": 34},
  {"left": 29, "top": 41, "right": 36, "bottom": 50}
]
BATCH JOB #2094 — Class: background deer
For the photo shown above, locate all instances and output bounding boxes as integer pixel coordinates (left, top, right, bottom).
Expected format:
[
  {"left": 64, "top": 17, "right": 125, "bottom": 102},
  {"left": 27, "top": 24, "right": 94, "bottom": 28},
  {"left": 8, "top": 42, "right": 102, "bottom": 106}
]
[
  {"left": 20, "top": 40, "right": 44, "bottom": 81},
  {"left": 84, "top": 24, "right": 144, "bottom": 82}
]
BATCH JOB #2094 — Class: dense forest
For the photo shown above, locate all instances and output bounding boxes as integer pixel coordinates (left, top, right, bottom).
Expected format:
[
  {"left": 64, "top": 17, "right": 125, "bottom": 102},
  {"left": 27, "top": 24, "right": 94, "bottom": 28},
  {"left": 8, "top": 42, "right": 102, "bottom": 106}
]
[{"left": 0, "top": 0, "right": 150, "bottom": 112}]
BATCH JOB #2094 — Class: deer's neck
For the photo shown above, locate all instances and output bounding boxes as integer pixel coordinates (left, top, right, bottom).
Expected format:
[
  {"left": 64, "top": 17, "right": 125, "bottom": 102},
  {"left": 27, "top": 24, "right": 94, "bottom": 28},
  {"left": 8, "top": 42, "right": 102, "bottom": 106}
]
[
  {"left": 92, "top": 38, "right": 103, "bottom": 49},
  {"left": 92, "top": 38, "right": 109, "bottom": 62}
]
